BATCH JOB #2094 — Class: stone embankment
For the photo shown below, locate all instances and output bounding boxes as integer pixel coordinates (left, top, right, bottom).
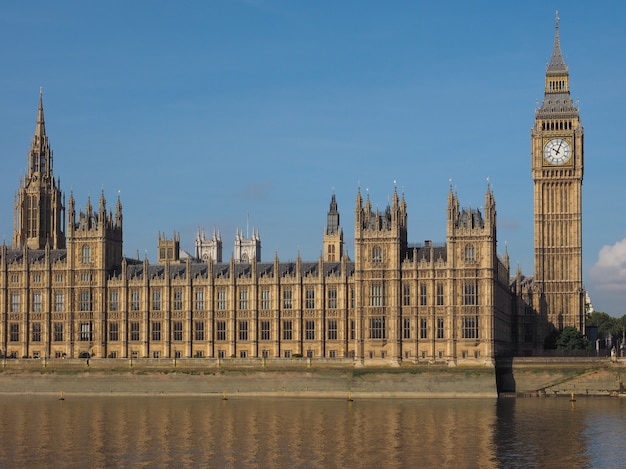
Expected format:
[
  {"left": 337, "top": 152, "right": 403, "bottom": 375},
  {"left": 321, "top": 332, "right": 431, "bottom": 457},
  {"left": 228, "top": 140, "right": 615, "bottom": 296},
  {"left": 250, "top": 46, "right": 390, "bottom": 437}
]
[
  {"left": 496, "top": 357, "right": 626, "bottom": 397},
  {"left": 0, "top": 358, "right": 497, "bottom": 398}
]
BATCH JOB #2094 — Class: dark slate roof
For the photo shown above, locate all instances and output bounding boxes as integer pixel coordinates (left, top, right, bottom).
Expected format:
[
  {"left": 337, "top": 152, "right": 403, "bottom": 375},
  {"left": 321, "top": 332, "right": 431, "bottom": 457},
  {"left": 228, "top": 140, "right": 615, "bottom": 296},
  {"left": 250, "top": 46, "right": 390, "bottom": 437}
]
[{"left": 2, "top": 248, "right": 67, "bottom": 264}]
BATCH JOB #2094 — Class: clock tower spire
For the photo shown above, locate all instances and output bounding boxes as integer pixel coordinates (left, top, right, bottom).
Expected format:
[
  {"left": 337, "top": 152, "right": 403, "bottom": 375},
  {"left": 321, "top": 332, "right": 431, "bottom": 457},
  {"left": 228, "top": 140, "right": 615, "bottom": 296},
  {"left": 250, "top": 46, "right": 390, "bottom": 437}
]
[{"left": 531, "top": 12, "right": 584, "bottom": 335}]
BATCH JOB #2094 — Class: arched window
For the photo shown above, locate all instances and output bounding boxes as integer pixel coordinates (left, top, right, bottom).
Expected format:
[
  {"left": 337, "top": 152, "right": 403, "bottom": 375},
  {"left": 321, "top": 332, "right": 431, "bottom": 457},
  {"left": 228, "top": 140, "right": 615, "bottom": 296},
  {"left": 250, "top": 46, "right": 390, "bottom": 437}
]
[
  {"left": 372, "top": 246, "right": 382, "bottom": 263},
  {"left": 81, "top": 245, "right": 91, "bottom": 264},
  {"left": 465, "top": 244, "right": 475, "bottom": 263}
]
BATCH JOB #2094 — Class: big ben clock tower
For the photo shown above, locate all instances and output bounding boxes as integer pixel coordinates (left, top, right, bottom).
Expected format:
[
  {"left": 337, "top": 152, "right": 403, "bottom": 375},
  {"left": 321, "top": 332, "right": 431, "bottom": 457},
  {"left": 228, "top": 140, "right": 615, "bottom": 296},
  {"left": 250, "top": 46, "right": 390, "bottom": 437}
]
[{"left": 532, "top": 12, "right": 584, "bottom": 333}]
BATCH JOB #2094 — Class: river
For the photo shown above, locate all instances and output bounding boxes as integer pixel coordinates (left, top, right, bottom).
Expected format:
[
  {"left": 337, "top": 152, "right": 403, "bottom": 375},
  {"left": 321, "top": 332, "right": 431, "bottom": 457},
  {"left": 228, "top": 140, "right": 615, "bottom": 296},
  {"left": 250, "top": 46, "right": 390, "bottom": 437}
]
[{"left": 0, "top": 396, "right": 624, "bottom": 468}]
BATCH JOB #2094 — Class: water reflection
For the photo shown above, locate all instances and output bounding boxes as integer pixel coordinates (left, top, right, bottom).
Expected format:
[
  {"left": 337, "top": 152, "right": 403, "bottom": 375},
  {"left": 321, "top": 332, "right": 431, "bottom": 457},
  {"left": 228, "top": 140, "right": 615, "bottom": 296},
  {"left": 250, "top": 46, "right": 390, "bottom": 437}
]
[{"left": 0, "top": 396, "right": 624, "bottom": 468}]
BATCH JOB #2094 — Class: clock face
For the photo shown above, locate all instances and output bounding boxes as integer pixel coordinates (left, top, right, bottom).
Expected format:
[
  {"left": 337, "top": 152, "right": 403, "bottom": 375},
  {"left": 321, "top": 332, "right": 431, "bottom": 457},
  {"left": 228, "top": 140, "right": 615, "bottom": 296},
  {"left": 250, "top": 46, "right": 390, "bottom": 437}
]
[{"left": 544, "top": 138, "right": 571, "bottom": 165}]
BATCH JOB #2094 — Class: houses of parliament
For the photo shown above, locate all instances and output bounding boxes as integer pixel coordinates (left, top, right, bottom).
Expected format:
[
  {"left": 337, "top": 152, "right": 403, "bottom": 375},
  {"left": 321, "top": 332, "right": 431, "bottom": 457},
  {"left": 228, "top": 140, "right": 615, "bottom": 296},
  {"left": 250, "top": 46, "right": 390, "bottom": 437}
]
[{"left": 0, "top": 17, "right": 584, "bottom": 364}]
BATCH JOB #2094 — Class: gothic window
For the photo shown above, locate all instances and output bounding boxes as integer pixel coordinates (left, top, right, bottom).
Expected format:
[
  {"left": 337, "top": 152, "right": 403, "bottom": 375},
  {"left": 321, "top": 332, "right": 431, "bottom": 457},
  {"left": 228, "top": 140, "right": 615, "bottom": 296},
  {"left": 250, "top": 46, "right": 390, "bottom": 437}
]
[
  {"left": 195, "top": 289, "right": 205, "bottom": 310},
  {"left": 403, "top": 284, "right": 411, "bottom": 306},
  {"left": 403, "top": 318, "right": 411, "bottom": 339},
  {"left": 151, "top": 322, "right": 161, "bottom": 341},
  {"left": 350, "top": 320, "right": 355, "bottom": 340},
  {"left": 372, "top": 246, "right": 382, "bottom": 263},
  {"left": 419, "top": 283, "right": 427, "bottom": 306},
  {"left": 109, "top": 322, "right": 119, "bottom": 341},
  {"left": 436, "top": 283, "right": 444, "bottom": 306},
  {"left": 81, "top": 245, "right": 91, "bottom": 264},
  {"left": 173, "top": 289, "right": 183, "bottom": 310},
  {"left": 31, "top": 323, "right": 42, "bottom": 342},
  {"left": 239, "top": 320, "right": 249, "bottom": 341},
  {"left": 32, "top": 292, "right": 43, "bottom": 312},
  {"left": 109, "top": 291, "right": 119, "bottom": 311},
  {"left": 437, "top": 317, "right": 445, "bottom": 339},
  {"left": 462, "top": 316, "right": 479, "bottom": 339},
  {"left": 305, "top": 288, "right": 315, "bottom": 309},
  {"left": 328, "top": 287, "right": 337, "bottom": 309},
  {"left": 420, "top": 317, "right": 428, "bottom": 339},
  {"left": 173, "top": 321, "right": 183, "bottom": 341},
  {"left": 261, "top": 289, "right": 270, "bottom": 310},
  {"left": 370, "top": 284, "right": 384, "bottom": 307},
  {"left": 152, "top": 289, "right": 161, "bottom": 311},
  {"left": 327, "top": 320, "right": 338, "bottom": 340},
  {"left": 10, "top": 293, "right": 20, "bottom": 313},
  {"left": 369, "top": 317, "right": 386, "bottom": 339},
  {"left": 283, "top": 320, "right": 293, "bottom": 340},
  {"left": 239, "top": 289, "right": 249, "bottom": 310},
  {"left": 80, "top": 322, "right": 92, "bottom": 341},
  {"left": 463, "top": 282, "right": 478, "bottom": 306},
  {"left": 283, "top": 289, "right": 293, "bottom": 309},
  {"left": 305, "top": 320, "right": 315, "bottom": 340},
  {"left": 131, "top": 290, "right": 140, "bottom": 311},
  {"left": 80, "top": 291, "right": 92, "bottom": 312},
  {"left": 130, "top": 322, "right": 140, "bottom": 341},
  {"left": 54, "top": 323, "right": 63, "bottom": 342},
  {"left": 465, "top": 244, "right": 475, "bottom": 263},
  {"left": 216, "top": 321, "right": 226, "bottom": 341},
  {"left": 260, "top": 321, "right": 270, "bottom": 340},
  {"left": 194, "top": 321, "right": 205, "bottom": 341},
  {"left": 217, "top": 289, "right": 226, "bottom": 310},
  {"left": 10, "top": 323, "right": 19, "bottom": 342}
]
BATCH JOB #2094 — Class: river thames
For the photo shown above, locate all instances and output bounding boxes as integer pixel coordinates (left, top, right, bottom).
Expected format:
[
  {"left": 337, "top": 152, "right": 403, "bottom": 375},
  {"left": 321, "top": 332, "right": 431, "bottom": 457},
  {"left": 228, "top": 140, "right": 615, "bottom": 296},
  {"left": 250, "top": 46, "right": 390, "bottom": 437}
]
[{"left": 0, "top": 396, "right": 624, "bottom": 468}]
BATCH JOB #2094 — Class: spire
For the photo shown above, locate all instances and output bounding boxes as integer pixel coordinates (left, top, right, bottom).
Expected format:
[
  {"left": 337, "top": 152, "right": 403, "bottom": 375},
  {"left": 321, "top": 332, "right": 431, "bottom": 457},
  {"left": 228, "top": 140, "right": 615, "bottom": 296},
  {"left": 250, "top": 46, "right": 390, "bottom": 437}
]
[
  {"left": 547, "top": 11, "right": 567, "bottom": 74},
  {"left": 35, "top": 87, "right": 46, "bottom": 139},
  {"left": 326, "top": 193, "right": 340, "bottom": 235}
]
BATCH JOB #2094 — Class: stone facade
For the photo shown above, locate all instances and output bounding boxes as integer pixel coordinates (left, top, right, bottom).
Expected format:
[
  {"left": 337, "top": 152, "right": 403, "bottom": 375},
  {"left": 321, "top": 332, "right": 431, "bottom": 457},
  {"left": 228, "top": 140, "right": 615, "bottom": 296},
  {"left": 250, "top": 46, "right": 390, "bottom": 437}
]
[{"left": 0, "top": 16, "right": 584, "bottom": 362}]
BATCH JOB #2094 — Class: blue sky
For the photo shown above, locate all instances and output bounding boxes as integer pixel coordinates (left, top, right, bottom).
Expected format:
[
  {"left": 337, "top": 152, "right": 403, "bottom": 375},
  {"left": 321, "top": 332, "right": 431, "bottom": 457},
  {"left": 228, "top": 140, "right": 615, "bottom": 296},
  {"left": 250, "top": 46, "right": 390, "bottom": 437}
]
[{"left": 1, "top": 1, "right": 625, "bottom": 315}]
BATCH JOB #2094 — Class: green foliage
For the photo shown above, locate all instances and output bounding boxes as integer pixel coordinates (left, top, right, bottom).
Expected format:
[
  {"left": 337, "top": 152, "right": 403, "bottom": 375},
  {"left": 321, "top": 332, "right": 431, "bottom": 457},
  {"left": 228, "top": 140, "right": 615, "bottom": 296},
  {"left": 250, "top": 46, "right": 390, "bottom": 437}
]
[
  {"left": 586, "top": 311, "right": 626, "bottom": 339},
  {"left": 556, "top": 326, "right": 591, "bottom": 351}
]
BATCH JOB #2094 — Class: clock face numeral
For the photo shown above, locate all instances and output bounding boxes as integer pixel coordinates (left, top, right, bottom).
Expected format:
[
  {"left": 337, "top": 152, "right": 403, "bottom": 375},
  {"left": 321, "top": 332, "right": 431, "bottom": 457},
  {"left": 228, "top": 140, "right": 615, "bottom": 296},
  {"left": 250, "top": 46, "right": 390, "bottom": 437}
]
[{"left": 544, "top": 138, "right": 571, "bottom": 165}]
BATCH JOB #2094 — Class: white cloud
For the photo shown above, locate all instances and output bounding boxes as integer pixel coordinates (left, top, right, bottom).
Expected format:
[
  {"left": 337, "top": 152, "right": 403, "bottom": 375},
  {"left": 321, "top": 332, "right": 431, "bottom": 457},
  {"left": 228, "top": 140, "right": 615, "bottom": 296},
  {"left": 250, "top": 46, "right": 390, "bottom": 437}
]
[{"left": 590, "top": 237, "right": 626, "bottom": 291}]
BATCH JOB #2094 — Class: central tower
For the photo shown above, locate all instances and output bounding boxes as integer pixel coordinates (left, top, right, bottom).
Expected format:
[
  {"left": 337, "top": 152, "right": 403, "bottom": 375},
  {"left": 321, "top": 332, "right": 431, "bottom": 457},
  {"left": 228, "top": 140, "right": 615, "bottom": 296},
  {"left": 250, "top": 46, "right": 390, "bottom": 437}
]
[{"left": 531, "top": 13, "right": 584, "bottom": 332}]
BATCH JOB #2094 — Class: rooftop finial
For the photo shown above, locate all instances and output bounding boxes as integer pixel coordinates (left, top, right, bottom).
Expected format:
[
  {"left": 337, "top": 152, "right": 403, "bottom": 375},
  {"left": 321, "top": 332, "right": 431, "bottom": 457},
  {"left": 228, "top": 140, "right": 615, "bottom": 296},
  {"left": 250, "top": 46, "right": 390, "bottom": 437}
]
[{"left": 555, "top": 10, "right": 559, "bottom": 29}]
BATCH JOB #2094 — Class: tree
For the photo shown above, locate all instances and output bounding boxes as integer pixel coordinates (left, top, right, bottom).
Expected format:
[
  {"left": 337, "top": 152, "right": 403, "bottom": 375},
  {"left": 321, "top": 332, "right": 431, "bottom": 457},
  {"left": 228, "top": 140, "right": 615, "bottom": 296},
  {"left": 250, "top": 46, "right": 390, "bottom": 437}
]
[
  {"left": 586, "top": 311, "right": 625, "bottom": 341},
  {"left": 556, "top": 326, "right": 590, "bottom": 351}
]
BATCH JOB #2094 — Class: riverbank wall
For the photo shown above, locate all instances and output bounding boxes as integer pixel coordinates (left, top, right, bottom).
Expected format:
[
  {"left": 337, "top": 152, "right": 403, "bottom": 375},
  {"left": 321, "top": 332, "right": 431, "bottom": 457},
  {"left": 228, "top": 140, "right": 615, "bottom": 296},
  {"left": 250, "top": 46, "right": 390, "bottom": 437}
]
[
  {"left": 0, "top": 358, "right": 497, "bottom": 398},
  {"left": 1, "top": 357, "right": 624, "bottom": 398}
]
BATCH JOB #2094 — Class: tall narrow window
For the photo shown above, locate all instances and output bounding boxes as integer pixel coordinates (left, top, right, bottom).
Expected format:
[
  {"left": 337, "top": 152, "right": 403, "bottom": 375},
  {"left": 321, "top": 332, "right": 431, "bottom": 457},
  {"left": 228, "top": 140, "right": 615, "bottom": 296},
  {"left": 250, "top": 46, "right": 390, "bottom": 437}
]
[
  {"left": 419, "top": 283, "right": 427, "bottom": 306},
  {"left": 194, "top": 321, "right": 205, "bottom": 341},
  {"left": 436, "top": 283, "right": 444, "bottom": 306},
  {"left": 131, "top": 290, "right": 140, "bottom": 311},
  {"left": 305, "top": 320, "right": 315, "bottom": 340},
  {"left": 216, "top": 321, "right": 226, "bottom": 341},
  {"left": 32, "top": 323, "right": 42, "bottom": 342},
  {"left": 327, "top": 320, "right": 337, "bottom": 340},
  {"left": 81, "top": 245, "right": 91, "bottom": 264},
  {"left": 283, "top": 320, "right": 293, "bottom": 340},
  {"left": 305, "top": 288, "right": 315, "bottom": 309},
  {"left": 173, "top": 289, "right": 183, "bottom": 310},
  {"left": 403, "top": 284, "right": 411, "bottom": 306},
  {"left": 261, "top": 289, "right": 270, "bottom": 310},
  {"left": 239, "top": 289, "right": 249, "bottom": 310},
  {"left": 328, "top": 287, "right": 337, "bottom": 309},
  {"left": 437, "top": 317, "right": 445, "bottom": 339},
  {"left": 239, "top": 320, "right": 248, "bottom": 341},
  {"left": 173, "top": 321, "right": 183, "bottom": 341},
  {"left": 462, "top": 316, "right": 479, "bottom": 339},
  {"left": 370, "top": 284, "right": 383, "bottom": 307},
  {"left": 463, "top": 282, "right": 478, "bottom": 306},
  {"left": 369, "top": 317, "right": 385, "bottom": 339},
  {"left": 420, "top": 317, "right": 427, "bottom": 339},
  {"left": 403, "top": 318, "right": 411, "bottom": 339},
  {"left": 10, "top": 323, "right": 19, "bottom": 342},
  {"left": 109, "top": 291, "right": 119, "bottom": 311},
  {"left": 283, "top": 289, "right": 292, "bottom": 309},
  {"left": 11, "top": 293, "right": 20, "bottom": 313},
  {"left": 152, "top": 289, "right": 161, "bottom": 311},
  {"left": 195, "top": 289, "right": 205, "bottom": 310},
  {"left": 80, "top": 291, "right": 92, "bottom": 312},
  {"left": 372, "top": 246, "right": 382, "bottom": 263},
  {"left": 260, "top": 321, "right": 270, "bottom": 340},
  {"left": 152, "top": 322, "right": 161, "bottom": 341},
  {"left": 217, "top": 289, "right": 227, "bottom": 310},
  {"left": 109, "top": 322, "right": 119, "bottom": 341},
  {"left": 32, "top": 292, "right": 43, "bottom": 312},
  {"left": 130, "top": 322, "right": 140, "bottom": 341},
  {"left": 54, "top": 292, "right": 64, "bottom": 312},
  {"left": 465, "top": 244, "right": 475, "bottom": 262},
  {"left": 80, "top": 322, "right": 92, "bottom": 341},
  {"left": 54, "top": 322, "right": 63, "bottom": 342}
]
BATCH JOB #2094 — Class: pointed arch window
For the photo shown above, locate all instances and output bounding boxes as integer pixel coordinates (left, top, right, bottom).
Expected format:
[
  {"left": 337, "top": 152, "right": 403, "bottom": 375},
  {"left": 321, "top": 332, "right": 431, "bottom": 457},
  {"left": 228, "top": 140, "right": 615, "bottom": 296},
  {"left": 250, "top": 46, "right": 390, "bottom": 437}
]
[
  {"left": 465, "top": 244, "right": 475, "bottom": 263},
  {"left": 81, "top": 245, "right": 91, "bottom": 264},
  {"left": 372, "top": 246, "right": 382, "bottom": 264}
]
